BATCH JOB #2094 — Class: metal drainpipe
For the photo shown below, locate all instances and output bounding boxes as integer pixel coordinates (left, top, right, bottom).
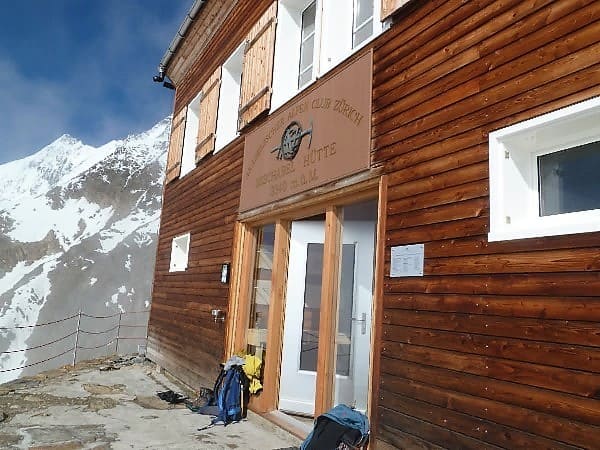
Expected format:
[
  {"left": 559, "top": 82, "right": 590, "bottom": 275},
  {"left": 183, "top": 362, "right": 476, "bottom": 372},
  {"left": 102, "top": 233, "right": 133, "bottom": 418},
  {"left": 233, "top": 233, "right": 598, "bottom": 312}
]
[{"left": 158, "top": 0, "right": 207, "bottom": 76}]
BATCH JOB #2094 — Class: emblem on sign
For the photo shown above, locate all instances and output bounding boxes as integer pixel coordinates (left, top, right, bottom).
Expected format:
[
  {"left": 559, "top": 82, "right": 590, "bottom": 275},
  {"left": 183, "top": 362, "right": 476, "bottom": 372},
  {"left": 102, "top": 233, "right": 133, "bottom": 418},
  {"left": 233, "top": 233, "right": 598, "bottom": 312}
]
[{"left": 271, "top": 121, "right": 313, "bottom": 160}]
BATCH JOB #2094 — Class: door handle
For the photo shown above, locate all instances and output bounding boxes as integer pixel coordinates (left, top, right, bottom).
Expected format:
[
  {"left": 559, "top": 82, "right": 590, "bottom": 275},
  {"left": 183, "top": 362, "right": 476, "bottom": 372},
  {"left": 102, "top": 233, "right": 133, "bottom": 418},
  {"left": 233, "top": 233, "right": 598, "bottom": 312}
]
[{"left": 351, "top": 312, "right": 367, "bottom": 335}]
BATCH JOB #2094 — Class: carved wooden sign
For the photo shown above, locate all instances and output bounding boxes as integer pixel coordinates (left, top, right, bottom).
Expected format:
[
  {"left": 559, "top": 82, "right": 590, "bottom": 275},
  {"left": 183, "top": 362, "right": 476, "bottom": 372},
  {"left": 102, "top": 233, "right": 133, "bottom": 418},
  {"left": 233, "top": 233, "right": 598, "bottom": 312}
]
[{"left": 240, "top": 51, "right": 372, "bottom": 212}]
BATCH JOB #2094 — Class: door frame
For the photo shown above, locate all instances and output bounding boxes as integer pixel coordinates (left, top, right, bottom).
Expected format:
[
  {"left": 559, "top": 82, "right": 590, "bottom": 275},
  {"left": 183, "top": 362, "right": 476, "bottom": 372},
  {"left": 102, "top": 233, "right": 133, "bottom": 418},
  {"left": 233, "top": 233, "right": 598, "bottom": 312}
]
[{"left": 226, "top": 174, "right": 386, "bottom": 422}]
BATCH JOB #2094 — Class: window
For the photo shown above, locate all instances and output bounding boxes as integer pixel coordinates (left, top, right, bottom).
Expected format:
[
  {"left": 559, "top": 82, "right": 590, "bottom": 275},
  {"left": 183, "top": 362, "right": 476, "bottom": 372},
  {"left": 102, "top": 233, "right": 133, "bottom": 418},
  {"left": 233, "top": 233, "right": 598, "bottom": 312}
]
[
  {"left": 353, "top": 0, "right": 374, "bottom": 48},
  {"left": 537, "top": 142, "right": 600, "bottom": 216},
  {"left": 246, "top": 224, "right": 275, "bottom": 360},
  {"left": 177, "top": 66, "right": 222, "bottom": 176},
  {"left": 215, "top": 44, "right": 244, "bottom": 152},
  {"left": 298, "top": 2, "right": 316, "bottom": 88},
  {"left": 488, "top": 96, "right": 600, "bottom": 241},
  {"left": 272, "top": 0, "right": 381, "bottom": 110},
  {"left": 180, "top": 93, "right": 201, "bottom": 178},
  {"left": 169, "top": 233, "right": 190, "bottom": 272}
]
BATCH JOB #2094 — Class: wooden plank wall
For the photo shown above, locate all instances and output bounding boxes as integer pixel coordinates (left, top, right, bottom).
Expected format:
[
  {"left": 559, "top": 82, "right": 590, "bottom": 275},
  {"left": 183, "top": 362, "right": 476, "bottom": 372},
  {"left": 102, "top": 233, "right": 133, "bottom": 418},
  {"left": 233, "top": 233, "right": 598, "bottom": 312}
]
[
  {"left": 372, "top": 0, "right": 600, "bottom": 448},
  {"left": 173, "top": 0, "right": 273, "bottom": 112},
  {"left": 167, "top": 0, "right": 237, "bottom": 86},
  {"left": 149, "top": 0, "right": 272, "bottom": 390},
  {"left": 148, "top": 139, "right": 243, "bottom": 388}
]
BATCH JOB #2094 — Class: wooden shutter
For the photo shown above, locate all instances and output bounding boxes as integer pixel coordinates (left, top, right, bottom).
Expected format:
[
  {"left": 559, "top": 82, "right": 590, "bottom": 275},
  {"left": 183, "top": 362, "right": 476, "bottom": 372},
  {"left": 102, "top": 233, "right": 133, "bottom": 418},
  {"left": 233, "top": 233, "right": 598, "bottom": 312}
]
[
  {"left": 381, "top": 0, "right": 412, "bottom": 21},
  {"left": 195, "top": 66, "right": 222, "bottom": 163},
  {"left": 238, "top": 1, "right": 277, "bottom": 130},
  {"left": 165, "top": 107, "right": 187, "bottom": 183}
]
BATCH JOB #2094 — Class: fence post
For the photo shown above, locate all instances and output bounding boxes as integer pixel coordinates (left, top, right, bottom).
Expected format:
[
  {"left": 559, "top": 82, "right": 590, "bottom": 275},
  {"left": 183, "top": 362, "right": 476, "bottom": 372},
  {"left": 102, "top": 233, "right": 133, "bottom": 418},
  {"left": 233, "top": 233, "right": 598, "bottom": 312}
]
[
  {"left": 143, "top": 309, "right": 150, "bottom": 356},
  {"left": 72, "top": 309, "right": 81, "bottom": 366},
  {"left": 115, "top": 312, "right": 122, "bottom": 356}
]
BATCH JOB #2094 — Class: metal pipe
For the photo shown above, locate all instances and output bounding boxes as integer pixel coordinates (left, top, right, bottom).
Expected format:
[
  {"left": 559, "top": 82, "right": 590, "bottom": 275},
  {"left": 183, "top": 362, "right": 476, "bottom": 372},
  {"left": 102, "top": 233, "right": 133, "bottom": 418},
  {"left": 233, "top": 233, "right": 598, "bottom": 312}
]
[{"left": 158, "top": 0, "right": 208, "bottom": 75}]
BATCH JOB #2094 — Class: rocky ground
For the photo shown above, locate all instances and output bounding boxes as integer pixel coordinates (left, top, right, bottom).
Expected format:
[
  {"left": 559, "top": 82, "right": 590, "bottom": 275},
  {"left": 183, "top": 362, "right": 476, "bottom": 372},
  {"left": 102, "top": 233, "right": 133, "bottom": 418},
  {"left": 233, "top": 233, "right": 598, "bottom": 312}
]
[{"left": 0, "top": 356, "right": 302, "bottom": 450}]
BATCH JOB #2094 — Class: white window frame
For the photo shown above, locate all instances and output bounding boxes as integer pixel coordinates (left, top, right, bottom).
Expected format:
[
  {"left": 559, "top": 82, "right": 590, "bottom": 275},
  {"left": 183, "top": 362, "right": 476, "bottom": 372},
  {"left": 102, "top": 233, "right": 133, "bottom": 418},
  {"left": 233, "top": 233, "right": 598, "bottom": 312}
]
[
  {"left": 352, "top": 0, "right": 375, "bottom": 48},
  {"left": 298, "top": 1, "right": 317, "bottom": 89},
  {"left": 271, "top": 0, "right": 382, "bottom": 111},
  {"left": 180, "top": 93, "right": 202, "bottom": 178},
  {"left": 488, "top": 96, "right": 600, "bottom": 242},
  {"left": 215, "top": 43, "right": 244, "bottom": 152},
  {"left": 169, "top": 233, "right": 191, "bottom": 272}
]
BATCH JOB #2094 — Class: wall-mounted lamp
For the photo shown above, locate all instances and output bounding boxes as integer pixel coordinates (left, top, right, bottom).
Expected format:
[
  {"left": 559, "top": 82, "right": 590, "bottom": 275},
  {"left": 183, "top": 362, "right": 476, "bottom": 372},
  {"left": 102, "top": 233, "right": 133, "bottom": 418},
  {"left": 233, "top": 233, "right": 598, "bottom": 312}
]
[
  {"left": 211, "top": 309, "right": 225, "bottom": 323},
  {"left": 152, "top": 68, "right": 175, "bottom": 90},
  {"left": 221, "top": 263, "right": 230, "bottom": 284}
]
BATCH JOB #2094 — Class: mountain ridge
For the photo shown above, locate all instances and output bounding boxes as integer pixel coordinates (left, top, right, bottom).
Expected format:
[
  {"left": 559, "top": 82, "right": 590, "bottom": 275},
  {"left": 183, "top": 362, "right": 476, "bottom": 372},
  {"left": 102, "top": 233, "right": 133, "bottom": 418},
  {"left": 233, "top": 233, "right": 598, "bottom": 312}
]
[{"left": 0, "top": 117, "right": 170, "bottom": 383}]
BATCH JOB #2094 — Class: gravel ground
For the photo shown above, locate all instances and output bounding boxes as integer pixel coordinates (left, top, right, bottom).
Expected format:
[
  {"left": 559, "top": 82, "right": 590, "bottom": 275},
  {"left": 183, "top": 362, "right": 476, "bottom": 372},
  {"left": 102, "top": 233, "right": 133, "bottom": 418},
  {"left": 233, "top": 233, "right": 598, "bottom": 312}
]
[{"left": 0, "top": 356, "right": 302, "bottom": 450}]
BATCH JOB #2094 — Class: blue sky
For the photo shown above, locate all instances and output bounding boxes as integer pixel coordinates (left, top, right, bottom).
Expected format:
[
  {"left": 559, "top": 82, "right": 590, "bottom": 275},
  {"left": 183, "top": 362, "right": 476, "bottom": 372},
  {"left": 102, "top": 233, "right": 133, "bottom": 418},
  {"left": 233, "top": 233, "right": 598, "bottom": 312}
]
[{"left": 0, "top": 1, "right": 191, "bottom": 164}]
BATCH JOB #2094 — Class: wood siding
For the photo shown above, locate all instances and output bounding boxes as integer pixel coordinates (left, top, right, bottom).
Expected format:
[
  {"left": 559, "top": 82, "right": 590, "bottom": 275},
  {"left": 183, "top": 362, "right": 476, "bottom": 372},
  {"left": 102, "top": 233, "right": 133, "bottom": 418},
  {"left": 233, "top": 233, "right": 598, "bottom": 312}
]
[
  {"left": 372, "top": 0, "right": 600, "bottom": 448},
  {"left": 152, "top": 0, "right": 600, "bottom": 446},
  {"left": 149, "top": 0, "right": 273, "bottom": 388},
  {"left": 381, "top": 0, "right": 413, "bottom": 21},
  {"left": 172, "top": 0, "right": 274, "bottom": 114},
  {"left": 167, "top": 0, "right": 237, "bottom": 86},
  {"left": 148, "top": 139, "right": 243, "bottom": 387},
  {"left": 149, "top": 0, "right": 273, "bottom": 395}
]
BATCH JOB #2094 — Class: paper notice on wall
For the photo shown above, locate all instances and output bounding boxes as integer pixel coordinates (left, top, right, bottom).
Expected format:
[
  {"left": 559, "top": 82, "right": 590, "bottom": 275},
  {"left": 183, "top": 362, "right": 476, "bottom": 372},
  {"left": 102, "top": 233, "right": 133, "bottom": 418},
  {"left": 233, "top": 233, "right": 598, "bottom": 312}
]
[{"left": 390, "top": 244, "right": 424, "bottom": 277}]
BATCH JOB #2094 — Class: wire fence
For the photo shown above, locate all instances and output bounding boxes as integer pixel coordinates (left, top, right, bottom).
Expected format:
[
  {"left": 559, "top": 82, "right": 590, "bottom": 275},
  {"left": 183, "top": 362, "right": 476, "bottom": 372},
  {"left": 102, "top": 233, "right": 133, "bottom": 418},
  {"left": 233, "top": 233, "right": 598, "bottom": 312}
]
[{"left": 0, "top": 309, "right": 150, "bottom": 374}]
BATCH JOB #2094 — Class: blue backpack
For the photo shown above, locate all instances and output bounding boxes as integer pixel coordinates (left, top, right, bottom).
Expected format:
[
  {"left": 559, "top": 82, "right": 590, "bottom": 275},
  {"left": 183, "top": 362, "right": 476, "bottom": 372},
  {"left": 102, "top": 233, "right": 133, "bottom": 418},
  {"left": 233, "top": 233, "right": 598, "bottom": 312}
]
[
  {"left": 212, "top": 365, "right": 249, "bottom": 426},
  {"left": 301, "top": 404, "right": 370, "bottom": 450}
]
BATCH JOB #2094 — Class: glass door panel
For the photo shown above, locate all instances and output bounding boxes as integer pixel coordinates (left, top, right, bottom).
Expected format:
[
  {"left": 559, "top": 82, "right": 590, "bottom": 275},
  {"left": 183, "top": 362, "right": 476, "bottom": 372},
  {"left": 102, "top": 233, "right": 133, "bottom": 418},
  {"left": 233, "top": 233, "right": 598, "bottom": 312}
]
[
  {"left": 246, "top": 224, "right": 275, "bottom": 361},
  {"left": 299, "top": 243, "right": 324, "bottom": 372},
  {"left": 336, "top": 243, "right": 356, "bottom": 377}
]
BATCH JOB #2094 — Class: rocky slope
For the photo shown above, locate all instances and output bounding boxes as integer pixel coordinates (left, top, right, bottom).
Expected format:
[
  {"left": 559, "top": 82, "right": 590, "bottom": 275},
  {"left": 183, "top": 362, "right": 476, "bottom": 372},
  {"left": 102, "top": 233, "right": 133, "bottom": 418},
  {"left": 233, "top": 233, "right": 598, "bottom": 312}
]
[{"left": 0, "top": 118, "right": 170, "bottom": 383}]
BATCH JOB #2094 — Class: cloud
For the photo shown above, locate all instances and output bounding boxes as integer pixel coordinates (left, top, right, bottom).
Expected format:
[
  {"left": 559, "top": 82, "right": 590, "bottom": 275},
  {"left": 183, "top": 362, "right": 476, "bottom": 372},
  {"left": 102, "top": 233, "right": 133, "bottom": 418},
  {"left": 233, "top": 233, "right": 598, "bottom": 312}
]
[
  {"left": 0, "top": 58, "right": 70, "bottom": 163},
  {"left": 0, "top": 1, "right": 187, "bottom": 165},
  {"left": 58, "top": 2, "right": 185, "bottom": 142}
]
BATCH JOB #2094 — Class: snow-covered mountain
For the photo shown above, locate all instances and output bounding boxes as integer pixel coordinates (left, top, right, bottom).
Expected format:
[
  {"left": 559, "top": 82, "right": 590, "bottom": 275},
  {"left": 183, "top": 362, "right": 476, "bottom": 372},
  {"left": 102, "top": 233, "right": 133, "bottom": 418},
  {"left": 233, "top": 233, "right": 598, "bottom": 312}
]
[{"left": 0, "top": 118, "right": 170, "bottom": 383}]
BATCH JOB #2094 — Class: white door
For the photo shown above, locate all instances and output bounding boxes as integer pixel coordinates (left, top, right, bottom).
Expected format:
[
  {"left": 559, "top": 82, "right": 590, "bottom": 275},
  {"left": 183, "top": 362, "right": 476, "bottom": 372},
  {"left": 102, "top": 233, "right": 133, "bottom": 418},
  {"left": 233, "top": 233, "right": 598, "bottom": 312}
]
[
  {"left": 279, "top": 210, "right": 375, "bottom": 416},
  {"left": 333, "top": 218, "right": 375, "bottom": 413},
  {"left": 279, "top": 220, "right": 324, "bottom": 415}
]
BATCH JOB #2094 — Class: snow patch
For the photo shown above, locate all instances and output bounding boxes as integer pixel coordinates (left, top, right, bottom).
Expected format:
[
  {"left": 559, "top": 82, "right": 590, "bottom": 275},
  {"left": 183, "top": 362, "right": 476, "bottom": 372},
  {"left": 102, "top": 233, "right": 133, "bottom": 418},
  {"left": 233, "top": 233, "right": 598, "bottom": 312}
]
[
  {"left": 0, "top": 256, "right": 61, "bottom": 383},
  {"left": 0, "top": 135, "right": 118, "bottom": 207},
  {"left": 99, "top": 209, "right": 161, "bottom": 253},
  {"left": 0, "top": 116, "right": 170, "bottom": 381},
  {"left": 6, "top": 197, "right": 114, "bottom": 248}
]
